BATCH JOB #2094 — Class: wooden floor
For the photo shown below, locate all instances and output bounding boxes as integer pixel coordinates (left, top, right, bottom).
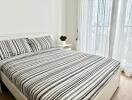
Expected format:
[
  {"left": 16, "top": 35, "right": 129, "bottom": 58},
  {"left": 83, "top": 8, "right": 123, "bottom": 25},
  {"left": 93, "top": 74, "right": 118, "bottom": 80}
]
[
  {"left": 111, "top": 72, "right": 132, "bottom": 100},
  {"left": 0, "top": 84, "right": 15, "bottom": 100},
  {"left": 0, "top": 73, "right": 132, "bottom": 100}
]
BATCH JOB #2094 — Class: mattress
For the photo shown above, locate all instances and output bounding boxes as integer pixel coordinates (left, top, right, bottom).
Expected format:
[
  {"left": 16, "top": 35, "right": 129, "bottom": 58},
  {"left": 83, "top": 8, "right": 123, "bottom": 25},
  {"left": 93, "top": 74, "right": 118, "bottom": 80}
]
[{"left": 0, "top": 48, "right": 120, "bottom": 100}]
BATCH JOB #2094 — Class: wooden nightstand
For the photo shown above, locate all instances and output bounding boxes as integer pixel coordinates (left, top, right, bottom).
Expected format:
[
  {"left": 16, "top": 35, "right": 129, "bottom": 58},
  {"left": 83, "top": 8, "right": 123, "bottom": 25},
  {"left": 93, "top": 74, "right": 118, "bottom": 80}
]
[{"left": 57, "top": 44, "right": 72, "bottom": 50}]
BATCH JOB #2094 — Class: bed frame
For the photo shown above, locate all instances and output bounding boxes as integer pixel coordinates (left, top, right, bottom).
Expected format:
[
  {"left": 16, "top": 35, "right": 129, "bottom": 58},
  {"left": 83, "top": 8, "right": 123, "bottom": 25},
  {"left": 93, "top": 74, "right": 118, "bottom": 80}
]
[
  {"left": 0, "top": 32, "right": 58, "bottom": 43},
  {"left": 0, "top": 33, "right": 121, "bottom": 100},
  {"left": 0, "top": 69, "right": 121, "bottom": 100}
]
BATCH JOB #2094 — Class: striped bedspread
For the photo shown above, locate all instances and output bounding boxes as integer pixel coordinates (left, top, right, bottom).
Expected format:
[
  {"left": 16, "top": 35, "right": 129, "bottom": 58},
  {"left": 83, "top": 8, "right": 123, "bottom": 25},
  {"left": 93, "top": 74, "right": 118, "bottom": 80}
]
[{"left": 0, "top": 48, "right": 120, "bottom": 100}]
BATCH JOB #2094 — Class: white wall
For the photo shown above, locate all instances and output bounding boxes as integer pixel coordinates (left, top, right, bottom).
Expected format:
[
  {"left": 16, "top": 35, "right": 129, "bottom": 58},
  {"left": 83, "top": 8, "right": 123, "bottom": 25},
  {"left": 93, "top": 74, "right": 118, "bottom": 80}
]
[
  {"left": 0, "top": 0, "right": 66, "bottom": 34},
  {"left": 65, "top": 0, "right": 78, "bottom": 49},
  {"left": 0, "top": 0, "right": 78, "bottom": 49}
]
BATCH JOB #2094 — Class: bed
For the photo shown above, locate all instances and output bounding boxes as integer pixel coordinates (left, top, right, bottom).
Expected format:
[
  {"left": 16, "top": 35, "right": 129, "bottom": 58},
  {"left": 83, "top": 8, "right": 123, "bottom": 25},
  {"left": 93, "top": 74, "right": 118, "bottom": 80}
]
[{"left": 0, "top": 33, "right": 120, "bottom": 100}]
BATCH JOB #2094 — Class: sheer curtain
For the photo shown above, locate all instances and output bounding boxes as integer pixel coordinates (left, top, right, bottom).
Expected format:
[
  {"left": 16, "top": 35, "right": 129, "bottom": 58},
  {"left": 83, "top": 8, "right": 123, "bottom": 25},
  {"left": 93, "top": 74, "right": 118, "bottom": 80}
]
[
  {"left": 78, "top": 0, "right": 114, "bottom": 57},
  {"left": 78, "top": 0, "right": 132, "bottom": 74},
  {"left": 113, "top": 0, "right": 132, "bottom": 73}
]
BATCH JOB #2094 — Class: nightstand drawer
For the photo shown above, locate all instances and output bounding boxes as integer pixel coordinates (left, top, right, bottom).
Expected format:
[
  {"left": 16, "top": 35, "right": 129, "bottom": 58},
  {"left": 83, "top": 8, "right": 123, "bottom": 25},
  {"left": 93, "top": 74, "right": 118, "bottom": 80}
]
[
  {"left": 57, "top": 44, "right": 72, "bottom": 50},
  {"left": 64, "top": 48, "right": 71, "bottom": 50}
]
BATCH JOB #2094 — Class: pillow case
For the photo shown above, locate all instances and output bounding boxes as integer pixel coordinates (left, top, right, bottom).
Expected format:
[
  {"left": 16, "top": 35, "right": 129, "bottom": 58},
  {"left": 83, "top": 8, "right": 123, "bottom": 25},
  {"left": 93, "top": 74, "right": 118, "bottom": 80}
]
[
  {"left": 0, "top": 38, "right": 32, "bottom": 60},
  {"left": 27, "top": 36, "right": 56, "bottom": 52}
]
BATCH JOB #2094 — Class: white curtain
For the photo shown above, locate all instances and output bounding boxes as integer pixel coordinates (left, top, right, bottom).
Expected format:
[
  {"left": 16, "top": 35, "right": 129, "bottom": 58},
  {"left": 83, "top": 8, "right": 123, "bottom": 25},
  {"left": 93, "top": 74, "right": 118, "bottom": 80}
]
[
  {"left": 78, "top": 0, "right": 132, "bottom": 73},
  {"left": 113, "top": 0, "right": 132, "bottom": 72},
  {"left": 78, "top": 0, "right": 114, "bottom": 57}
]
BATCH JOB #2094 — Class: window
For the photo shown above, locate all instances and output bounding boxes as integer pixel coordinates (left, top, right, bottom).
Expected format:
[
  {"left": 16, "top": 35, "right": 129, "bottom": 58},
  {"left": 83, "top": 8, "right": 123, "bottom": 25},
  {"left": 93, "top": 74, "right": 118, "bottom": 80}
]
[{"left": 78, "top": 0, "right": 114, "bottom": 57}]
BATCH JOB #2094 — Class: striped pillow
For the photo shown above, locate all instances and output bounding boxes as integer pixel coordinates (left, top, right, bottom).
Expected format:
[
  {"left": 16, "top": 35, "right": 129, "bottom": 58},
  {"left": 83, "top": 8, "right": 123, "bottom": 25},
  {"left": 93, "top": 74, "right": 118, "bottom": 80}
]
[
  {"left": 0, "top": 38, "right": 32, "bottom": 60},
  {"left": 27, "top": 36, "right": 56, "bottom": 52}
]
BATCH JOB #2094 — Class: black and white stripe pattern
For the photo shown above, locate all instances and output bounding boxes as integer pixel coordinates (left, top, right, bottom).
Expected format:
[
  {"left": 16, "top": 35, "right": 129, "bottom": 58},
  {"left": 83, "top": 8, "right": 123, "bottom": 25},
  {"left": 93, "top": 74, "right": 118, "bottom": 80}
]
[
  {"left": 0, "top": 49, "right": 3, "bottom": 60},
  {"left": 0, "top": 48, "right": 120, "bottom": 100},
  {"left": 0, "top": 38, "right": 32, "bottom": 60},
  {"left": 27, "top": 36, "right": 56, "bottom": 52}
]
